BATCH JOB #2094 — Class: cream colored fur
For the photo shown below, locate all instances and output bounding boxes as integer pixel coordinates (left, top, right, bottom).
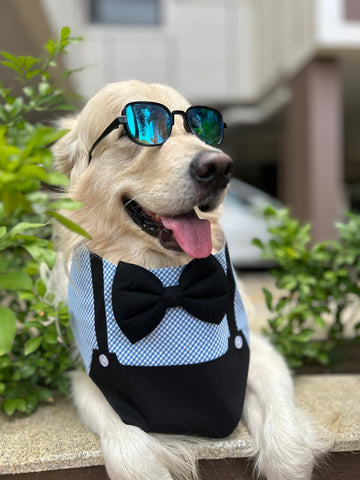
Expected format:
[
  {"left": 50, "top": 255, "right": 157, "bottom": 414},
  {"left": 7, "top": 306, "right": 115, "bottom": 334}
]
[{"left": 51, "top": 80, "right": 327, "bottom": 480}]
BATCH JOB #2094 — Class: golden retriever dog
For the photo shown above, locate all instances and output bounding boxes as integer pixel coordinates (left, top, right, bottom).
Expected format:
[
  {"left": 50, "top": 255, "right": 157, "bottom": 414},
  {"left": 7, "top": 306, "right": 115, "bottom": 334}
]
[{"left": 51, "top": 80, "right": 325, "bottom": 480}]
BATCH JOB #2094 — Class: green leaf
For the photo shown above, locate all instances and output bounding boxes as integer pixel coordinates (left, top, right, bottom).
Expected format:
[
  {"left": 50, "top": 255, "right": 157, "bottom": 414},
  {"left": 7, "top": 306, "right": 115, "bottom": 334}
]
[
  {"left": 49, "top": 198, "right": 83, "bottom": 210},
  {"left": 0, "top": 258, "right": 9, "bottom": 272},
  {"left": 314, "top": 315, "right": 326, "bottom": 329},
  {"left": 26, "top": 70, "right": 41, "bottom": 81},
  {"left": 45, "top": 170, "right": 69, "bottom": 186},
  {"left": 0, "top": 305, "right": 16, "bottom": 355},
  {"left": 262, "top": 287, "right": 273, "bottom": 312},
  {"left": 62, "top": 67, "right": 85, "bottom": 78},
  {"left": 25, "top": 245, "right": 56, "bottom": 269},
  {"left": 3, "top": 398, "right": 17, "bottom": 416},
  {"left": 1, "top": 60, "right": 22, "bottom": 76},
  {"left": 288, "top": 357, "right": 303, "bottom": 368},
  {"left": 0, "top": 105, "right": 7, "bottom": 122},
  {"left": 263, "top": 205, "right": 277, "bottom": 217},
  {"left": 317, "top": 352, "right": 330, "bottom": 365},
  {"left": 45, "top": 39, "right": 56, "bottom": 55},
  {"left": 0, "top": 51, "right": 20, "bottom": 63},
  {"left": 36, "top": 387, "right": 53, "bottom": 402},
  {"left": 0, "top": 271, "right": 33, "bottom": 291},
  {"left": 49, "top": 211, "right": 91, "bottom": 239},
  {"left": 252, "top": 238, "right": 264, "bottom": 250},
  {"left": 24, "top": 336, "right": 43, "bottom": 356},
  {"left": 19, "top": 363, "right": 37, "bottom": 379},
  {"left": 36, "top": 278, "right": 46, "bottom": 297},
  {"left": 9, "top": 222, "right": 44, "bottom": 238},
  {"left": 274, "top": 296, "right": 290, "bottom": 312},
  {"left": 14, "top": 398, "right": 27, "bottom": 413},
  {"left": 44, "top": 329, "right": 57, "bottom": 345},
  {"left": 61, "top": 26, "right": 71, "bottom": 40},
  {"left": 0, "top": 356, "right": 10, "bottom": 369},
  {"left": 291, "top": 328, "right": 314, "bottom": 343},
  {"left": 53, "top": 103, "right": 76, "bottom": 111},
  {"left": 19, "top": 165, "right": 48, "bottom": 182},
  {"left": 302, "top": 343, "right": 319, "bottom": 358},
  {"left": 19, "top": 393, "right": 38, "bottom": 415},
  {"left": 22, "top": 127, "right": 66, "bottom": 156}
]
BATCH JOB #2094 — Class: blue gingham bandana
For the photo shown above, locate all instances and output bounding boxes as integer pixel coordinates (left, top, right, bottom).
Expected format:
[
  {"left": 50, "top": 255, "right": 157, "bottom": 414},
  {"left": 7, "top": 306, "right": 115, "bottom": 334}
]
[{"left": 68, "top": 245, "right": 249, "bottom": 372}]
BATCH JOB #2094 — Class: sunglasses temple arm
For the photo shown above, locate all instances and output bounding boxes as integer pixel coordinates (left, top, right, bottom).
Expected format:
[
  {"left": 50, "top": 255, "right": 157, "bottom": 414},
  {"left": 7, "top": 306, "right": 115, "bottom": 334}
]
[{"left": 88, "top": 117, "right": 126, "bottom": 163}]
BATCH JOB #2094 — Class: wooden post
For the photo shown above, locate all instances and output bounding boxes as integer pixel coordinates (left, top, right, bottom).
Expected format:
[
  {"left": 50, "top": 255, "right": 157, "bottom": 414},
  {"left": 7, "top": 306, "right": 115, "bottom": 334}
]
[{"left": 280, "top": 59, "right": 343, "bottom": 241}]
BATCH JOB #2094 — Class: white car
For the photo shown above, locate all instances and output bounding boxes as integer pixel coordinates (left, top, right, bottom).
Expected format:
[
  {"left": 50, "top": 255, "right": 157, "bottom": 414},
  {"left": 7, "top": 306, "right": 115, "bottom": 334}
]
[{"left": 220, "top": 178, "right": 283, "bottom": 268}]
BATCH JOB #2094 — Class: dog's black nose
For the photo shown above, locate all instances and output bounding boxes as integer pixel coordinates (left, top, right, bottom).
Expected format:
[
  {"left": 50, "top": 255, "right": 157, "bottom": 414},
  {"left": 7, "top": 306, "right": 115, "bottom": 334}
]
[{"left": 190, "top": 151, "right": 233, "bottom": 190}]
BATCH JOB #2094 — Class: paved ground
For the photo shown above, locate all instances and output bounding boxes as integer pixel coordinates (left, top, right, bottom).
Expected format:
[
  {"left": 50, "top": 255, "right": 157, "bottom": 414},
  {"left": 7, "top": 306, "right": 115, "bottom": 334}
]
[{"left": 236, "top": 270, "right": 276, "bottom": 333}]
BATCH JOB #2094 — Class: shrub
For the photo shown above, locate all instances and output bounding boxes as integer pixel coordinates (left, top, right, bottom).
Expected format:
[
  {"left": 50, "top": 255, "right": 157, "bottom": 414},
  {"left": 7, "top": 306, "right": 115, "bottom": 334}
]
[
  {"left": 254, "top": 206, "right": 360, "bottom": 369},
  {"left": 0, "top": 27, "right": 87, "bottom": 415}
]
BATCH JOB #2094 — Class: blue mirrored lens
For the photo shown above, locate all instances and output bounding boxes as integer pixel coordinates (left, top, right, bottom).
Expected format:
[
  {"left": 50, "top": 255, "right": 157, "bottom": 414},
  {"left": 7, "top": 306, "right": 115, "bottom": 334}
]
[
  {"left": 125, "top": 103, "right": 171, "bottom": 145},
  {"left": 187, "top": 107, "right": 223, "bottom": 145}
]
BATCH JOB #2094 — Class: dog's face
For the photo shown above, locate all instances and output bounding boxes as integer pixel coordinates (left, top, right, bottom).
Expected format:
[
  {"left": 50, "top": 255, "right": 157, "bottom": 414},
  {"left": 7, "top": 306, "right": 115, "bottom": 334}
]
[{"left": 53, "top": 80, "right": 232, "bottom": 268}]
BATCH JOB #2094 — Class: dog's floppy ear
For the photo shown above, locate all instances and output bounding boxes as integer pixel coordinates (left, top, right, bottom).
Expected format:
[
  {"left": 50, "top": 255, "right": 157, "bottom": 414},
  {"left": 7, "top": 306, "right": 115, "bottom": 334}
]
[{"left": 52, "top": 116, "right": 89, "bottom": 183}]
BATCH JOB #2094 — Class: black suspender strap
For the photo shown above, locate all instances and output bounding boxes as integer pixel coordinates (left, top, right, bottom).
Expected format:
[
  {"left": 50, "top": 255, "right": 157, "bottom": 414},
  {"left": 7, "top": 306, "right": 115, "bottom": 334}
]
[
  {"left": 225, "top": 244, "right": 238, "bottom": 337},
  {"left": 90, "top": 253, "right": 109, "bottom": 352}
]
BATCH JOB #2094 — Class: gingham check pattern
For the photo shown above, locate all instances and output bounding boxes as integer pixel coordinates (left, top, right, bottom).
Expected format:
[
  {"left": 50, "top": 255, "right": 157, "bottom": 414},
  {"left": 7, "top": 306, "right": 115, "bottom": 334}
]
[
  {"left": 68, "top": 245, "right": 249, "bottom": 372},
  {"left": 68, "top": 248, "right": 98, "bottom": 371}
]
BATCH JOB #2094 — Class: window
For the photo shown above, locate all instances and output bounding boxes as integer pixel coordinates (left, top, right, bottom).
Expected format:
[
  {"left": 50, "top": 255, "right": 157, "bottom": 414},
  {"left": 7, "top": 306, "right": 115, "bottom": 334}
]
[{"left": 90, "top": 0, "right": 161, "bottom": 25}]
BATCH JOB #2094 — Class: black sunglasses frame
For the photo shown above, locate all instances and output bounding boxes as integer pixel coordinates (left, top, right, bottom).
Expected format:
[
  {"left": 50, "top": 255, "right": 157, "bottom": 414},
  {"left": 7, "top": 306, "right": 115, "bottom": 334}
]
[{"left": 88, "top": 101, "right": 227, "bottom": 163}]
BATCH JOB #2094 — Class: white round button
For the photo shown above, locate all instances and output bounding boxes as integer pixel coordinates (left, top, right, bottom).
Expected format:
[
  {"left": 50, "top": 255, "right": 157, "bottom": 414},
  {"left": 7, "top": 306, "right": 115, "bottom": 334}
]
[
  {"left": 99, "top": 354, "right": 109, "bottom": 367},
  {"left": 234, "top": 335, "right": 243, "bottom": 350}
]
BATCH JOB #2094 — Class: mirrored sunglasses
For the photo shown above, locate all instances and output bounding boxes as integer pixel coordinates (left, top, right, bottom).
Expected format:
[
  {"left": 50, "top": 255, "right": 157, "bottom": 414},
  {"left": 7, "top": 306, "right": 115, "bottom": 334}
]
[{"left": 88, "top": 101, "right": 227, "bottom": 162}]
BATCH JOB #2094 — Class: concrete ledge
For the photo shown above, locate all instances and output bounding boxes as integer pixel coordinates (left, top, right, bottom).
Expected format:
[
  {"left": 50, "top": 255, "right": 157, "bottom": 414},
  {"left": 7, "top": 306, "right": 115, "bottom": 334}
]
[{"left": 0, "top": 375, "right": 359, "bottom": 476}]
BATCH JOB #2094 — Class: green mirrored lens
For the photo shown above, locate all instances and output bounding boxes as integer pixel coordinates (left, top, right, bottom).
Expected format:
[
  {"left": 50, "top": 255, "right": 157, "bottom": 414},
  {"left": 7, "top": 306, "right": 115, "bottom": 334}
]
[
  {"left": 187, "top": 107, "right": 223, "bottom": 145},
  {"left": 125, "top": 103, "right": 171, "bottom": 145}
]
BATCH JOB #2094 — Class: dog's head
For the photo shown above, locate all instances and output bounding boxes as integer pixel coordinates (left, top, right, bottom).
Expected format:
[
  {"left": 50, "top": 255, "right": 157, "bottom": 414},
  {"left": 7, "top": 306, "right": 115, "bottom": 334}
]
[{"left": 53, "top": 80, "right": 233, "bottom": 268}]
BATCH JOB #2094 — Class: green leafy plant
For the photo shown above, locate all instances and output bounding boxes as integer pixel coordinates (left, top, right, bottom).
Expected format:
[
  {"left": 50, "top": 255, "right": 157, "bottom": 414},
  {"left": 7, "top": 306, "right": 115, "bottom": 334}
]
[
  {"left": 0, "top": 27, "right": 87, "bottom": 415},
  {"left": 253, "top": 206, "right": 360, "bottom": 369}
]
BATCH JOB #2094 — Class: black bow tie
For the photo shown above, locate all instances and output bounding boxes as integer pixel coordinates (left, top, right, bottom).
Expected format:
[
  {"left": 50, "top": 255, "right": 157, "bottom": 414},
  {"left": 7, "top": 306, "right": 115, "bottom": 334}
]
[{"left": 112, "top": 255, "right": 229, "bottom": 344}]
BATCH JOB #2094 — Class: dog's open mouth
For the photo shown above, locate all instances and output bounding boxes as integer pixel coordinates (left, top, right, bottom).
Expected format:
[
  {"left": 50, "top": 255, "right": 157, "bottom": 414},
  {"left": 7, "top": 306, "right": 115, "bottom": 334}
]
[{"left": 123, "top": 199, "right": 212, "bottom": 258}]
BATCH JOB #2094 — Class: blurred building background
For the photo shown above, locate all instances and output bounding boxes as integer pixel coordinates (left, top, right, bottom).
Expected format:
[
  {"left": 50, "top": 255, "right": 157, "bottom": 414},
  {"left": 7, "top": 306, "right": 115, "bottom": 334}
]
[{"left": 2, "top": 0, "right": 360, "bottom": 243}]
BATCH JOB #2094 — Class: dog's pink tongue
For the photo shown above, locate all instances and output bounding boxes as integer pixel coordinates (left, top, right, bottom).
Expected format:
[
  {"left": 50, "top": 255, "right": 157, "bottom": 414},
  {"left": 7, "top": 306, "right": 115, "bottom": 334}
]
[{"left": 161, "top": 211, "right": 212, "bottom": 258}]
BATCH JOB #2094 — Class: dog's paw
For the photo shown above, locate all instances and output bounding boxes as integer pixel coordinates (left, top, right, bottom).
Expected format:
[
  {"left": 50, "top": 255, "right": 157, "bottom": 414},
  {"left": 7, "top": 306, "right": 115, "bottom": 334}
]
[
  {"left": 71, "top": 371, "right": 197, "bottom": 479},
  {"left": 101, "top": 428, "right": 174, "bottom": 480},
  {"left": 243, "top": 334, "right": 329, "bottom": 480},
  {"left": 253, "top": 407, "right": 327, "bottom": 480},
  {"left": 101, "top": 426, "right": 197, "bottom": 480}
]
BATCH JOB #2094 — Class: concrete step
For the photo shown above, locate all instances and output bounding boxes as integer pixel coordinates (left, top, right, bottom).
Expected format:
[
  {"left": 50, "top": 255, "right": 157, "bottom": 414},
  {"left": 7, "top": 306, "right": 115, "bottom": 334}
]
[{"left": 0, "top": 374, "right": 359, "bottom": 478}]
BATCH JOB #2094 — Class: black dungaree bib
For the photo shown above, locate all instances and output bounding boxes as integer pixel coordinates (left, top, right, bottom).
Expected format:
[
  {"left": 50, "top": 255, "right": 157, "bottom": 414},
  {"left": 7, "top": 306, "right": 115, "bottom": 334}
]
[{"left": 81, "top": 246, "right": 249, "bottom": 438}]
